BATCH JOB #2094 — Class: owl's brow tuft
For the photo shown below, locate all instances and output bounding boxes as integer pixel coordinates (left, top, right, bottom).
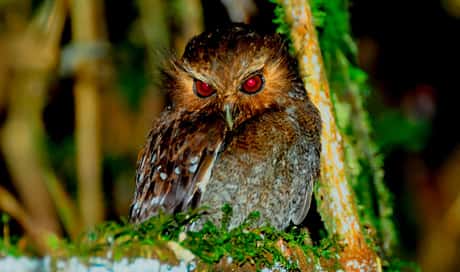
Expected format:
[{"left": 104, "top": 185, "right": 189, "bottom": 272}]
[{"left": 162, "top": 58, "right": 198, "bottom": 84}]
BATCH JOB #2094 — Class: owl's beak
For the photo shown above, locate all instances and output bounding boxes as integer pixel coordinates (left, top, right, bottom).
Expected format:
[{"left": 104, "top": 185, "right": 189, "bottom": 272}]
[{"left": 224, "top": 103, "right": 234, "bottom": 130}]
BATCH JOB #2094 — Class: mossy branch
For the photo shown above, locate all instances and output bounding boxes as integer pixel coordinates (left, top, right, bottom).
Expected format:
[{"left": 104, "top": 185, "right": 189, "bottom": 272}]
[
  {"left": 276, "top": 0, "right": 380, "bottom": 270},
  {"left": 315, "top": 1, "right": 397, "bottom": 255}
]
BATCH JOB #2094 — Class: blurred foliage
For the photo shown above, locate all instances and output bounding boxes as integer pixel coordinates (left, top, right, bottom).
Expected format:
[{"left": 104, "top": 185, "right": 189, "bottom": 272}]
[
  {"left": 46, "top": 137, "right": 77, "bottom": 196},
  {"left": 0, "top": 214, "right": 20, "bottom": 257},
  {"left": 373, "top": 109, "right": 431, "bottom": 153},
  {"left": 114, "top": 44, "right": 149, "bottom": 111},
  {"left": 45, "top": 206, "right": 341, "bottom": 270}
]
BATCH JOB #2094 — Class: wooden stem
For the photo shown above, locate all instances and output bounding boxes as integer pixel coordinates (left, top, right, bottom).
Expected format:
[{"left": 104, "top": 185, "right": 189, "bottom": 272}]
[
  {"left": 0, "top": 0, "right": 70, "bottom": 238},
  {"left": 281, "top": 0, "right": 379, "bottom": 270},
  {"left": 70, "top": 0, "right": 108, "bottom": 227}
]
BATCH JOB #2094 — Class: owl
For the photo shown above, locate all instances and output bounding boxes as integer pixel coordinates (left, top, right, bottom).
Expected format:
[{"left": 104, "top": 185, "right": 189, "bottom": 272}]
[{"left": 129, "top": 24, "right": 321, "bottom": 230}]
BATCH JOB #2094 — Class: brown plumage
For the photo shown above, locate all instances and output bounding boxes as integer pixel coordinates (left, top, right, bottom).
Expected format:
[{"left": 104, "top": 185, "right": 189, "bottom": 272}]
[{"left": 129, "top": 24, "right": 321, "bottom": 230}]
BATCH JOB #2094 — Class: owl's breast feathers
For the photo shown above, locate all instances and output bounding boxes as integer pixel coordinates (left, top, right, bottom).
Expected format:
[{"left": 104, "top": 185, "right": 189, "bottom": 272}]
[
  {"left": 130, "top": 101, "right": 321, "bottom": 229},
  {"left": 129, "top": 109, "right": 226, "bottom": 223}
]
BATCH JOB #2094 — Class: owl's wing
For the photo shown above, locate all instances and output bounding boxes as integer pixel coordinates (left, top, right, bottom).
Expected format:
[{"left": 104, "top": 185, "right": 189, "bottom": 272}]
[
  {"left": 290, "top": 171, "right": 315, "bottom": 225},
  {"left": 289, "top": 135, "right": 321, "bottom": 226},
  {"left": 129, "top": 111, "right": 226, "bottom": 223}
]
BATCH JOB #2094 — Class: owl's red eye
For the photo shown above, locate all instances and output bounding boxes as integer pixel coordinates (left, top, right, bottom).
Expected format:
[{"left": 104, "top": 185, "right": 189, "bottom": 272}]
[
  {"left": 241, "top": 75, "right": 264, "bottom": 94},
  {"left": 194, "top": 80, "right": 216, "bottom": 98}
]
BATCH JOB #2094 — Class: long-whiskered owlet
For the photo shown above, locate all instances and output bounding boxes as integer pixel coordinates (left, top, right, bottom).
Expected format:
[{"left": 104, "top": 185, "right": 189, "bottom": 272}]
[{"left": 129, "top": 24, "right": 321, "bottom": 230}]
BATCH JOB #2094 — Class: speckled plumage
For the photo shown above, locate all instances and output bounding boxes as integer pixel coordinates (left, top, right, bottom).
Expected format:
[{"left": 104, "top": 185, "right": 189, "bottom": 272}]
[{"left": 129, "top": 24, "right": 321, "bottom": 230}]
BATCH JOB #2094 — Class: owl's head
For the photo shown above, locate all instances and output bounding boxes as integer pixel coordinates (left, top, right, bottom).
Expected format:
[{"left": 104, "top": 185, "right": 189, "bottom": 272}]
[{"left": 162, "top": 23, "right": 307, "bottom": 130}]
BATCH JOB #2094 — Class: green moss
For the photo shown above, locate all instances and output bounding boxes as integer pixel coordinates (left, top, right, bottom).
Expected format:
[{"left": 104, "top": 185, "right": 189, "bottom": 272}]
[
  {"left": 384, "top": 258, "right": 421, "bottom": 272},
  {"left": 182, "top": 206, "right": 340, "bottom": 270},
  {"left": 0, "top": 214, "right": 22, "bottom": 257},
  {"left": 53, "top": 209, "right": 201, "bottom": 260},
  {"left": 38, "top": 206, "right": 340, "bottom": 270},
  {"left": 0, "top": 237, "right": 22, "bottom": 257},
  {"left": 270, "top": 0, "right": 295, "bottom": 56}
]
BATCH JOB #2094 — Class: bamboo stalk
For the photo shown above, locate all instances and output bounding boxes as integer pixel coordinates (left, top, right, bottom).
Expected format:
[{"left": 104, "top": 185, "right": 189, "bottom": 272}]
[
  {"left": 281, "top": 0, "right": 379, "bottom": 270},
  {"left": 408, "top": 147, "right": 460, "bottom": 270},
  {"left": 43, "top": 170, "right": 81, "bottom": 240},
  {"left": 33, "top": 0, "right": 82, "bottom": 241},
  {"left": 70, "top": 0, "right": 108, "bottom": 227},
  {"left": 0, "top": 0, "right": 70, "bottom": 238},
  {"left": 133, "top": 0, "right": 170, "bottom": 148},
  {"left": 419, "top": 180, "right": 460, "bottom": 271}
]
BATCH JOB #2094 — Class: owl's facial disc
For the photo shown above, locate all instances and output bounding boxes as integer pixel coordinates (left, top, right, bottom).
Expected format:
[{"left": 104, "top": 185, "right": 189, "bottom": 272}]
[{"left": 165, "top": 24, "right": 307, "bottom": 131}]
